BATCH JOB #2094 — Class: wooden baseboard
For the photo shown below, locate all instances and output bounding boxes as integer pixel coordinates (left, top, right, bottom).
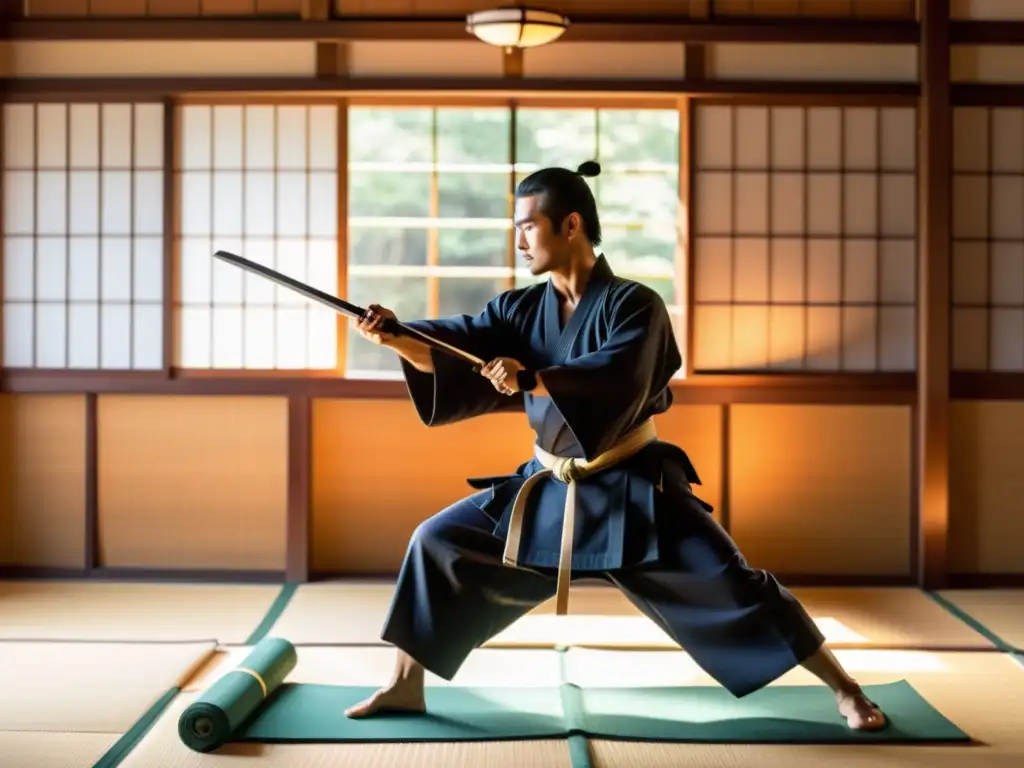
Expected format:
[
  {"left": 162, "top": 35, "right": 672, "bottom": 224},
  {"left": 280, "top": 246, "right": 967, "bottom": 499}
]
[
  {"left": 946, "top": 573, "right": 1024, "bottom": 588},
  {"left": 0, "top": 566, "right": 87, "bottom": 579},
  {"left": 308, "top": 571, "right": 917, "bottom": 588},
  {"left": 775, "top": 574, "right": 916, "bottom": 587},
  {"left": 0, "top": 566, "right": 285, "bottom": 583},
  {"left": 4, "top": 568, "right": 1020, "bottom": 588},
  {"left": 1, "top": 370, "right": 918, "bottom": 405}
]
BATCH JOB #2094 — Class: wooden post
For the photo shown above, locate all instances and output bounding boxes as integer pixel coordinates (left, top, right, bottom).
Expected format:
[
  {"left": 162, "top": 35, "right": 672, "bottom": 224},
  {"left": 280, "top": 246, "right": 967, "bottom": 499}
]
[
  {"left": 916, "top": 0, "right": 952, "bottom": 589},
  {"left": 286, "top": 395, "right": 312, "bottom": 582}
]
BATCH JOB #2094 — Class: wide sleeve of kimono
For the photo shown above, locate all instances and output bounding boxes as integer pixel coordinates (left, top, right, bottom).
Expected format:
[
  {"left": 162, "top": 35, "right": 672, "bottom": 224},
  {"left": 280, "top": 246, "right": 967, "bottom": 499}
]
[
  {"left": 399, "top": 294, "right": 518, "bottom": 427},
  {"left": 538, "top": 285, "right": 681, "bottom": 461}
]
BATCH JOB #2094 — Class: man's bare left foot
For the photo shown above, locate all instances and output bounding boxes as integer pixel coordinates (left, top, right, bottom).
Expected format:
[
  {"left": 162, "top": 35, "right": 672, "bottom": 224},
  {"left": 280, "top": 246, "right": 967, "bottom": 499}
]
[
  {"left": 345, "top": 648, "right": 427, "bottom": 719},
  {"left": 344, "top": 679, "right": 426, "bottom": 719},
  {"left": 837, "top": 687, "right": 887, "bottom": 731}
]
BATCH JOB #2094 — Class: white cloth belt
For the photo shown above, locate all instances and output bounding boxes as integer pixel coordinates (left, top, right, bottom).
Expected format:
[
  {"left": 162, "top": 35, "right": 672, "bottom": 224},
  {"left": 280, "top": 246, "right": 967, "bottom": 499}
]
[{"left": 502, "top": 419, "right": 658, "bottom": 615}]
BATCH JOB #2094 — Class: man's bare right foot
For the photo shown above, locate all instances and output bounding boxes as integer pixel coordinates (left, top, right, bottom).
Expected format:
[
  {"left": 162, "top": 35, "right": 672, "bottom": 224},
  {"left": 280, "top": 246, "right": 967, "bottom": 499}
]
[
  {"left": 836, "top": 687, "right": 887, "bottom": 731},
  {"left": 344, "top": 681, "right": 426, "bottom": 719}
]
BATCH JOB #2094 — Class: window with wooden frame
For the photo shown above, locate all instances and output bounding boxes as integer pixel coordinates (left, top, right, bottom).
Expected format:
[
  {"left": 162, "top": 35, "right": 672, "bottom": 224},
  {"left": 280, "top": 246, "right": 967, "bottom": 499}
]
[
  {"left": 3, "top": 101, "right": 165, "bottom": 370},
  {"left": 345, "top": 101, "right": 684, "bottom": 379},
  {"left": 0, "top": 97, "right": 681, "bottom": 378},
  {"left": 345, "top": 104, "right": 515, "bottom": 378},
  {"left": 952, "top": 107, "right": 1024, "bottom": 372},
  {"left": 175, "top": 101, "right": 340, "bottom": 371},
  {"left": 691, "top": 100, "right": 918, "bottom": 373}
]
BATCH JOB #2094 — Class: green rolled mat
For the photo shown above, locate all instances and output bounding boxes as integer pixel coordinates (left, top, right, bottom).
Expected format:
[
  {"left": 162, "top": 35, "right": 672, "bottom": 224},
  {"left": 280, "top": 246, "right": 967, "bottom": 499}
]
[{"left": 178, "top": 636, "right": 297, "bottom": 753}]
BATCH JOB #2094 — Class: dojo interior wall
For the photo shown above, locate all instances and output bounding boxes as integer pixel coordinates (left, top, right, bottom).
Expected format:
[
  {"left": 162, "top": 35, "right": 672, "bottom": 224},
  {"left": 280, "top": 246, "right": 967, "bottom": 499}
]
[
  {"left": 6, "top": 393, "right": 1020, "bottom": 578},
  {"left": 3, "top": 2, "right": 1024, "bottom": 582}
]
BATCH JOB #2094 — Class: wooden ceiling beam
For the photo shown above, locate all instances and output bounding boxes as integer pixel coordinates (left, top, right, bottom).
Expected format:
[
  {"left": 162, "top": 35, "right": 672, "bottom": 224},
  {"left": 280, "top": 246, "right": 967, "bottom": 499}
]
[
  {"left": 0, "top": 76, "right": 920, "bottom": 100},
  {"left": 952, "top": 83, "right": 1024, "bottom": 106},
  {"left": 950, "top": 20, "right": 1024, "bottom": 45},
  {"left": 6, "top": 17, "right": 920, "bottom": 44}
]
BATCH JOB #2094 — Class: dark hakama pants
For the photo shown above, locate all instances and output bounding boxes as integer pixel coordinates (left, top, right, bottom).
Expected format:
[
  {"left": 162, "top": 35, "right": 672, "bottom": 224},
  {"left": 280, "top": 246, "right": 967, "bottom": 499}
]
[{"left": 379, "top": 483, "right": 826, "bottom": 698}]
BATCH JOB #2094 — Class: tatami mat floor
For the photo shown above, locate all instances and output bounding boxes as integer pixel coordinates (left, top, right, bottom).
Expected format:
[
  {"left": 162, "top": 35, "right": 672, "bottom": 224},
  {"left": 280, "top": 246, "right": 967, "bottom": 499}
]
[{"left": 1, "top": 579, "right": 1022, "bottom": 768}]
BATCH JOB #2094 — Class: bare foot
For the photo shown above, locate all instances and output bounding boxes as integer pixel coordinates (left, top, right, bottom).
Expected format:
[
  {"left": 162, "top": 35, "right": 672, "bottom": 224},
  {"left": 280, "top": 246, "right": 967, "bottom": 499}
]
[
  {"left": 345, "top": 680, "right": 426, "bottom": 719},
  {"left": 837, "top": 687, "right": 887, "bottom": 731}
]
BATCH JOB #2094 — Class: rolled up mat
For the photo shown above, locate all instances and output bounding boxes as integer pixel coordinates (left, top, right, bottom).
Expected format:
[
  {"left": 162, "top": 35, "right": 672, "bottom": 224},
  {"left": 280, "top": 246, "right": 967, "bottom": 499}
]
[{"left": 178, "top": 636, "right": 297, "bottom": 752}]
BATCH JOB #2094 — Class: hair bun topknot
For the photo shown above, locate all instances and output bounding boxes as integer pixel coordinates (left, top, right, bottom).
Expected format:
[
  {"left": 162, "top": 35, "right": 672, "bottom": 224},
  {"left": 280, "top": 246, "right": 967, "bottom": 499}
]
[{"left": 576, "top": 160, "right": 601, "bottom": 178}]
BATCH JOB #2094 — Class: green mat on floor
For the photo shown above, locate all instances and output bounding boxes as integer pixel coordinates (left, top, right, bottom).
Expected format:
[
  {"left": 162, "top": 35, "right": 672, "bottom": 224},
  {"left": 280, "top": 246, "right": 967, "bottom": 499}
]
[
  {"left": 230, "top": 679, "right": 967, "bottom": 745},
  {"left": 178, "top": 637, "right": 969, "bottom": 753}
]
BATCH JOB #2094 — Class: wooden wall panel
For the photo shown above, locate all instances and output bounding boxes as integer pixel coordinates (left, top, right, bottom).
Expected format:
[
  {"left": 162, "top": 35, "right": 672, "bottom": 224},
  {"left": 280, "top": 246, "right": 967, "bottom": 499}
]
[
  {"left": 0, "top": 40, "right": 927, "bottom": 83},
  {"left": 652, "top": 405, "right": 724, "bottom": 523},
  {"left": 708, "top": 44, "right": 918, "bottom": 81},
  {"left": 333, "top": 0, "right": 913, "bottom": 15},
  {"left": 0, "top": 395, "right": 87, "bottom": 568},
  {"left": 96, "top": 395, "right": 288, "bottom": 570},
  {"left": 949, "top": 402, "right": 1024, "bottom": 574},
  {"left": 4, "top": 41, "right": 317, "bottom": 77},
  {"left": 311, "top": 400, "right": 725, "bottom": 574},
  {"left": 715, "top": 0, "right": 914, "bottom": 16},
  {"left": 728, "top": 404, "right": 912, "bottom": 575},
  {"left": 25, "top": 0, "right": 303, "bottom": 15},
  {"left": 951, "top": 46, "right": 1024, "bottom": 82},
  {"left": 951, "top": 0, "right": 1024, "bottom": 19},
  {"left": 311, "top": 399, "right": 536, "bottom": 573},
  {"left": 336, "top": 1, "right": 700, "bottom": 15},
  {"left": 348, "top": 41, "right": 503, "bottom": 78},
  {"left": 0, "top": 44, "right": 12, "bottom": 78},
  {"left": 523, "top": 43, "right": 686, "bottom": 79}
]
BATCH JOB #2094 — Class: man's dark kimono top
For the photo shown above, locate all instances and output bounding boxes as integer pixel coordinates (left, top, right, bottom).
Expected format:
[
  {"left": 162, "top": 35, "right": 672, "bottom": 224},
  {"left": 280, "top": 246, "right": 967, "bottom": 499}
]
[{"left": 400, "top": 255, "right": 710, "bottom": 573}]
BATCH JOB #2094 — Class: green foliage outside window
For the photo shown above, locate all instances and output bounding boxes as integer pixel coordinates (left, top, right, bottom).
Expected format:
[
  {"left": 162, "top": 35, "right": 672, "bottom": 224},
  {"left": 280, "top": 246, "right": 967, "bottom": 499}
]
[{"left": 346, "top": 106, "right": 681, "bottom": 376}]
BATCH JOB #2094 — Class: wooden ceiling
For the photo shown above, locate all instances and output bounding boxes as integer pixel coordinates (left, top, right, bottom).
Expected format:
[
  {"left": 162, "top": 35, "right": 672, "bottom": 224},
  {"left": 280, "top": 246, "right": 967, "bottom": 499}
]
[{"left": 19, "top": 0, "right": 917, "bottom": 20}]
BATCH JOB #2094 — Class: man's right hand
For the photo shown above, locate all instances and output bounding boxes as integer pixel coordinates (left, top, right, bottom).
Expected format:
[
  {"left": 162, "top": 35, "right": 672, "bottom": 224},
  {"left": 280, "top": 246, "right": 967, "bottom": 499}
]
[{"left": 357, "top": 304, "right": 398, "bottom": 346}]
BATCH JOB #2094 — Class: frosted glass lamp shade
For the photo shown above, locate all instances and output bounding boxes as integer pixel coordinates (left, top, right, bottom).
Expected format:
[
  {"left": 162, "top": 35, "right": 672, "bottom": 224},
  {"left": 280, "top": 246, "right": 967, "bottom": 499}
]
[{"left": 466, "top": 7, "right": 570, "bottom": 49}]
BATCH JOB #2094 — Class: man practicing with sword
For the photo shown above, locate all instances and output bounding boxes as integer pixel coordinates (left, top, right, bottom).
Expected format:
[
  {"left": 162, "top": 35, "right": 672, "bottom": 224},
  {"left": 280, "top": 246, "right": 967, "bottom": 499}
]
[{"left": 344, "top": 160, "right": 887, "bottom": 732}]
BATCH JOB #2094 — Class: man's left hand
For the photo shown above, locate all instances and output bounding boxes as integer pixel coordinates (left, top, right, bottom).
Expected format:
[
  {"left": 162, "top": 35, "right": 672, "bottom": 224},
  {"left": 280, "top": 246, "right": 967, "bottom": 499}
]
[{"left": 480, "top": 357, "right": 525, "bottom": 396}]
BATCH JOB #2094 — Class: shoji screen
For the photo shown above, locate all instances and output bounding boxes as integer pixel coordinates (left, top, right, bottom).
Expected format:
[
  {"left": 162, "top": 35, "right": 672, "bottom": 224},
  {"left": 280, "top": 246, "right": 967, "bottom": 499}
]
[
  {"left": 3, "top": 102, "right": 165, "bottom": 369},
  {"left": 692, "top": 103, "right": 917, "bottom": 372}
]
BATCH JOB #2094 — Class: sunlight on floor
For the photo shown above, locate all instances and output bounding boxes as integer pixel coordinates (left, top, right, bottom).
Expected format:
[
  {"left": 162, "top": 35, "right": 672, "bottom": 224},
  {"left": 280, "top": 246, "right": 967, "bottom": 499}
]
[
  {"left": 562, "top": 647, "right": 951, "bottom": 688},
  {"left": 814, "top": 616, "right": 869, "bottom": 643},
  {"left": 491, "top": 614, "right": 875, "bottom": 648},
  {"left": 491, "top": 614, "right": 674, "bottom": 647}
]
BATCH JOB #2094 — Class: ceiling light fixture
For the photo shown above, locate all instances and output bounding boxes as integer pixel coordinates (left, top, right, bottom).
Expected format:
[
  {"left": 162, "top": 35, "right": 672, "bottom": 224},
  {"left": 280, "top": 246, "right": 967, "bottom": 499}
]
[{"left": 466, "top": 6, "right": 570, "bottom": 50}]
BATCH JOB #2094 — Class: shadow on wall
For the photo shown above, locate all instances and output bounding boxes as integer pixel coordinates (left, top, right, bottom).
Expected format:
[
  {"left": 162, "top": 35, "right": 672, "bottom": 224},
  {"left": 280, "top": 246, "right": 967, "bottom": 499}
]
[{"left": 696, "top": 308, "right": 908, "bottom": 372}]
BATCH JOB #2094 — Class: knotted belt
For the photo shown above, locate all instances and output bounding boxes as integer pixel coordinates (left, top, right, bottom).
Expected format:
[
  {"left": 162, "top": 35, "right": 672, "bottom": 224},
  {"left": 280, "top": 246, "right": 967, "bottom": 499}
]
[{"left": 502, "top": 418, "right": 658, "bottom": 615}]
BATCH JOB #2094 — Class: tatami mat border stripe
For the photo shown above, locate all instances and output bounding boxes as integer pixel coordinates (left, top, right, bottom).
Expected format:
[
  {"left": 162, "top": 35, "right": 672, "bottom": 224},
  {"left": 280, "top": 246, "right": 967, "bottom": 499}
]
[
  {"left": 90, "top": 687, "right": 180, "bottom": 768},
  {"left": 924, "top": 591, "right": 1018, "bottom": 653},
  {"left": 245, "top": 583, "right": 299, "bottom": 645},
  {"left": 0, "top": 637, "right": 221, "bottom": 645},
  {"left": 557, "top": 646, "right": 593, "bottom": 768},
  {"left": 567, "top": 731, "right": 593, "bottom": 768},
  {"left": 273, "top": 640, "right": 1004, "bottom": 651}
]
